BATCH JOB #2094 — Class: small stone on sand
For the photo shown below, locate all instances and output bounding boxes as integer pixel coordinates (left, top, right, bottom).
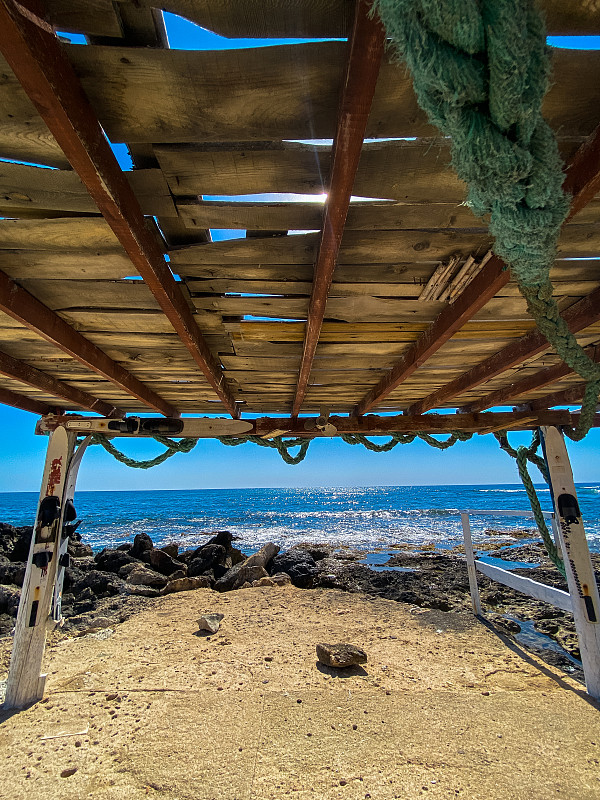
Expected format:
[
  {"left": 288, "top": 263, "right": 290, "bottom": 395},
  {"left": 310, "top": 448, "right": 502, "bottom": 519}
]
[
  {"left": 198, "top": 613, "right": 224, "bottom": 634},
  {"left": 316, "top": 643, "right": 367, "bottom": 668}
]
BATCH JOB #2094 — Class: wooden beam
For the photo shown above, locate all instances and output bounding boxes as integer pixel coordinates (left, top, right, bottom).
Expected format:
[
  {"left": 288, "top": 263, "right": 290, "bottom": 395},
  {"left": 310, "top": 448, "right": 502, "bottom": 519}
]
[
  {"left": 0, "top": 269, "right": 176, "bottom": 416},
  {"left": 291, "top": 0, "right": 385, "bottom": 417},
  {"left": 528, "top": 382, "right": 587, "bottom": 411},
  {"left": 355, "top": 122, "right": 600, "bottom": 416},
  {"left": 407, "top": 283, "right": 600, "bottom": 415},
  {"left": 0, "top": 0, "right": 237, "bottom": 418},
  {"left": 0, "top": 349, "right": 121, "bottom": 417},
  {"left": 462, "top": 345, "right": 600, "bottom": 413},
  {"left": 251, "top": 409, "right": 592, "bottom": 436},
  {"left": 0, "top": 385, "right": 52, "bottom": 415}
]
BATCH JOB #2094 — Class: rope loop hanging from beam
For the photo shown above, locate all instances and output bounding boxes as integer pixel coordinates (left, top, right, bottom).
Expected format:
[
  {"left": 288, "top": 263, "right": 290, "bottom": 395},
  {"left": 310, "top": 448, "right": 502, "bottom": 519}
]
[
  {"left": 370, "top": 0, "right": 600, "bottom": 435},
  {"left": 90, "top": 433, "right": 197, "bottom": 469}
]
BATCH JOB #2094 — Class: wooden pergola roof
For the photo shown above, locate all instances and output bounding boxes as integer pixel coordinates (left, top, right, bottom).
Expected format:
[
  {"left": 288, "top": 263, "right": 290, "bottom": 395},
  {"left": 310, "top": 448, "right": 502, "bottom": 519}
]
[{"left": 0, "top": 0, "right": 598, "bottom": 430}]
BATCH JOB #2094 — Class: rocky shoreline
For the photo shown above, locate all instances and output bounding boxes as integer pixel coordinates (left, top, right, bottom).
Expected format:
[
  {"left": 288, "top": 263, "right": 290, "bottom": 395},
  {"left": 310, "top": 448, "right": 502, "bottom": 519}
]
[{"left": 1, "top": 521, "right": 598, "bottom": 683}]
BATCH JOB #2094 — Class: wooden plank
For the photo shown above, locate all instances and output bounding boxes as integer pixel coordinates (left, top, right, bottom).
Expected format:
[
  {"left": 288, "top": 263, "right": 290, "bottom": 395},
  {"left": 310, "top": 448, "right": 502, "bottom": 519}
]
[
  {"left": 46, "top": 0, "right": 123, "bottom": 37},
  {"left": 0, "top": 383, "right": 52, "bottom": 414},
  {"left": 17, "top": 279, "right": 163, "bottom": 312},
  {"left": 0, "top": 2, "right": 237, "bottom": 416},
  {"left": 474, "top": 561, "right": 572, "bottom": 613},
  {"left": 67, "top": 44, "right": 600, "bottom": 142},
  {"left": 541, "top": 426, "right": 600, "bottom": 699},
  {"left": 129, "top": 0, "right": 600, "bottom": 37},
  {"left": 177, "top": 200, "right": 481, "bottom": 232},
  {"left": 0, "top": 251, "right": 135, "bottom": 280},
  {"left": 293, "top": 0, "right": 385, "bottom": 416},
  {"left": 0, "top": 348, "right": 120, "bottom": 415},
  {"left": 0, "top": 217, "right": 120, "bottom": 250},
  {"left": 529, "top": 382, "right": 587, "bottom": 411},
  {"left": 0, "top": 268, "right": 177, "bottom": 415}
]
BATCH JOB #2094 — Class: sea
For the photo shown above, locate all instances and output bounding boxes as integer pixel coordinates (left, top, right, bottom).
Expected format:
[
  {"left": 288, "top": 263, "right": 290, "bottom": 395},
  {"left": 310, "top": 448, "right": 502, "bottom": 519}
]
[{"left": 0, "top": 484, "right": 599, "bottom": 556}]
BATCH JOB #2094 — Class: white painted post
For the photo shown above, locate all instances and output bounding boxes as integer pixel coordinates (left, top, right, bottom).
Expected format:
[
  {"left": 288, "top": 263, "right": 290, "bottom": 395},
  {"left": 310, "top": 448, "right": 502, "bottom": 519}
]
[
  {"left": 3, "top": 426, "right": 78, "bottom": 709},
  {"left": 541, "top": 426, "right": 600, "bottom": 701},
  {"left": 461, "top": 512, "right": 482, "bottom": 616}
]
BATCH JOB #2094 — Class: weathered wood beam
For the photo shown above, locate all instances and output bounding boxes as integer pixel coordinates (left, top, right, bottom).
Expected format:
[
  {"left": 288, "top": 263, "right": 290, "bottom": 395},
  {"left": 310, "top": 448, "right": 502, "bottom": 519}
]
[
  {"left": 355, "top": 122, "right": 600, "bottom": 416},
  {"left": 528, "top": 382, "right": 587, "bottom": 411},
  {"left": 0, "top": 349, "right": 121, "bottom": 417},
  {"left": 0, "top": 0, "right": 237, "bottom": 417},
  {"left": 407, "top": 283, "right": 600, "bottom": 415},
  {"left": 251, "top": 409, "right": 593, "bottom": 436},
  {"left": 291, "top": 0, "right": 385, "bottom": 417},
  {"left": 462, "top": 345, "right": 600, "bottom": 413},
  {"left": 0, "top": 385, "right": 52, "bottom": 416},
  {"left": 0, "top": 269, "right": 176, "bottom": 416}
]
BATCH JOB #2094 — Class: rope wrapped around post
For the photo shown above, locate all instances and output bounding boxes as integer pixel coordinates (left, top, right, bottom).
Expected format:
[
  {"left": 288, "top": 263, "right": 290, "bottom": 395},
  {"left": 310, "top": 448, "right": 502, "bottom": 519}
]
[{"left": 370, "top": 0, "right": 600, "bottom": 437}]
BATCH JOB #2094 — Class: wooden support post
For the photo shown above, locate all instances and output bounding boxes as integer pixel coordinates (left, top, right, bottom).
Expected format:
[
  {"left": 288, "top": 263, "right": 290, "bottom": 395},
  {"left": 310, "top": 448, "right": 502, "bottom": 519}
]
[
  {"left": 541, "top": 426, "right": 600, "bottom": 700},
  {"left": 3, "top": 426, "right": 79, "bottom": 709},
  {"left": 461, "top": 512, "right": 482, "bottom": 616}
]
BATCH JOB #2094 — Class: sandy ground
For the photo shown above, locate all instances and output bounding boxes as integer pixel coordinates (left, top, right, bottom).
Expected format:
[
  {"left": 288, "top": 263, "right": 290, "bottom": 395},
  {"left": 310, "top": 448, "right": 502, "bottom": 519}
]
[{"left": 0, "top": 585, "right": 599, "bottom": 800}]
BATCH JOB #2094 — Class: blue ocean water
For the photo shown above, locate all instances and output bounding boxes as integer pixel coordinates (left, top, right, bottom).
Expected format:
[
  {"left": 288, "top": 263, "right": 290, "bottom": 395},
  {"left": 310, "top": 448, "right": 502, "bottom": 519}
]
[{"left": 0, "top": 484, "right": 598, "bottom": 554}]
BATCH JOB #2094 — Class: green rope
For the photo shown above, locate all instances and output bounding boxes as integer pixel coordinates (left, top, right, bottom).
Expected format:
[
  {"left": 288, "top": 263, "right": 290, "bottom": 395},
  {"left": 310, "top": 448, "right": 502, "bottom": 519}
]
[
  {"left": 371, "top": 0, "right": 600, "bottom": 438},
  {"left": 217, "top": 435, "right": 310, "bottom": 466},
  {"left": 90, "top": 433, "right": 197, "bottom": 469},
  {"left": 494, "top": 429, "right": 565, "bottom": 576}
]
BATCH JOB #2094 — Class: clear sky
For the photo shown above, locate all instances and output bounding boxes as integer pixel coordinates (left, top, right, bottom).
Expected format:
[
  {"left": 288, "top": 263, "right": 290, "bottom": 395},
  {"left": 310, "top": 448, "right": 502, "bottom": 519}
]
[{"left": 0, "top": 20, "right": 598, "bottom": 492}]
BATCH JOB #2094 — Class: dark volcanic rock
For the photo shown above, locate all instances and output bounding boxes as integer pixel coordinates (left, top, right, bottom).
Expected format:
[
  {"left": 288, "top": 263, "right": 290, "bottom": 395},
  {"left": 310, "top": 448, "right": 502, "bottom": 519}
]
[
  {"left": 71, "top": 570, "right": 125, "bottom": 598},
  {"left": 0, "top": 560, "right": 26, "bottom": 587},
  {"left": 0, "top": 584, "right": 20, "bottom": 615},
  {"left": 149, "top": 548, "right": 186, "bottom": 576},
  {"left": 160, "top": 543, "right": 179, "bottom": 559},
  {"left": 131, "top": 532, "right": 153, "bottom": 558},
  {"left": 205, "top": 531, "right": 233, "bottom": 550},
  {"left": 68, "top": 541, "right": 94, "bottom": 559},
  {"left": 214, "top": 543, "right": 279, "bottom": 592},
  {"left": 188, "top": 544, "right": 227, "bottom": 577},
  {"left": 231, "top": 565, "right": 268, "bottom": 590},
  {"left": 271, "top": 548, "right": 317, "bottom": 588},
  {"left": 316, "top": 643, "right": 367, "bottom": 668},
  {"left": 95, "top": 548, "right": 137, "bottom": 574}
]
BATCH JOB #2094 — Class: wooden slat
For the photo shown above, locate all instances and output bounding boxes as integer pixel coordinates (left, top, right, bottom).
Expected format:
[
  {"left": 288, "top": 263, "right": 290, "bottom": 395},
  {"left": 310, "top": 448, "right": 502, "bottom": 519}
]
[
  {"left": 529, "top": 382, "right": 587, "bottom": 411},
  {"left": 474, "top": 561, "right": 572, "bottom": 612},
  {"left": 293, "top": 0, "right": 385, "bottom": 416},
  {"left": 0, "top": 268, "right": 177, "bottom": 415},
  {"left": 177, "top": 200, "right": 483, "bottom": 232},
  {"left": 0, "top": 0, "right": 237, "bottom": 416},
  {"left": 46, "top": 0, "right": 123, "bottom": 37},
  {"left": 129, "top": 0, "right": 600, "bottom": 37},
  {"left": 0, "top": 250, "right": 135, "bottom": 280},
  {"left": 66, "top": 44, "right": 600, "bottom": 142},
  {"left": 0, "top": 348, "right": 120, "bottom": 415}
]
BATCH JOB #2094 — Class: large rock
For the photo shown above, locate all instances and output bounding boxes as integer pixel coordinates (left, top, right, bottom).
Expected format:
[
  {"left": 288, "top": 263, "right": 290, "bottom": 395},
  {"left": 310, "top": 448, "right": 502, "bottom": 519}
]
[
  {"left": 188, "top": 544, "right": 227, "bottom": 577},
  {"left": 198, "top": 613, "right": 224, "bottom": 633},
  {"left": 205, "top": 531, "right": 233, "bottom": 550},
  {"left": 160, "top": 576, "right": 211, "bottom": 595},
  {"left": 68, "top": 541, "right": 94, "bottom": 559},
  {"left": 214, "top": 543, "right": 279, "bottom": 592},
  {"left": 232, "top": 565, "right": 268, "bottom": 590},
  {"left": 316, "top": 643, "right": 368, "bottom": 668},
  {"left": 0, "top": 560, "right": 26, "bottom": 587},
  {"left": 71, "top": 570, "right": 125, "bottom": 598},
  {"left": 95, "top": 548, "right": 137, "bottom": 574},
  {"left": 126, "top": 564, "right": 168, "bottom": 588},
  {"left": 0, "top": 584, "right": 20, "bottom": 615},
  {"left": 270, "top": 548, "right": 317, "bottom": 588},
  {"left": 131, "top": 532, "right": 154, "bottom": 558},
  {"left": 160, "top": 543, "right": 179, "bottom": 559},
  {"left": 149, "top": 548, "right": 186, "bottom": 576}
]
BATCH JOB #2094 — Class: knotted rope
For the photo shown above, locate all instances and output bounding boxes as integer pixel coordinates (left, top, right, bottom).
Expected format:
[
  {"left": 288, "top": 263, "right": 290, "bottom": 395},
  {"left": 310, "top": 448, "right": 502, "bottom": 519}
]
[
  {"left": 494, "top": 429, "right": 565, "bottom": 576},
  {"left": 90, "top": 433, "right": 197, "bottom": 469},
  {"left": 371, "top": 0, "right": 600, "bottom": 436}
]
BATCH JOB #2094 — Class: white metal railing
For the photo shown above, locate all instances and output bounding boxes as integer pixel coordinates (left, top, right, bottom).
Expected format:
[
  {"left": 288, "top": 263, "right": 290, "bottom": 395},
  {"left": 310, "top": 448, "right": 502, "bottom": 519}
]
[{"left": 458, "top": 508, "right": 572, "bottom": 616}]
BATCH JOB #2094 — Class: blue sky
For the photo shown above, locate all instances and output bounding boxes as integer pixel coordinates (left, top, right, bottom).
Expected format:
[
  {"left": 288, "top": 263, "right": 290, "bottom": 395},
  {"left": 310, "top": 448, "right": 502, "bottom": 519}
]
[{"left": 0, "top": 19, "right": 598, "bottom": 492}]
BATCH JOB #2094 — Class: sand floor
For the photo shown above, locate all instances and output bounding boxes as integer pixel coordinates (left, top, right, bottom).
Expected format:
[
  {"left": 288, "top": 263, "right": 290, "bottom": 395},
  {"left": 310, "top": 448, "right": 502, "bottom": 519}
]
[{"left": 0, "top": 586, "right": 599, "bottom": 799}]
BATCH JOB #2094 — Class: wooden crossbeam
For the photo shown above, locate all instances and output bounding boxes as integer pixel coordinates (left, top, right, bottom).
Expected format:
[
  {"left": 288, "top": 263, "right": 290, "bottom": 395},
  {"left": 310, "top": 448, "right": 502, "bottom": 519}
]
[
  {"left": 0, "top": 349, "right": 121, "bottom": 417},
  {"left": 407, "top": 283, "right": 600, "bottom": 415},
  {"left": 0, "top": 0, "right": 237, "bottom": 418},
  {"left": 291, "top": 0, "right": 385, "bottom": 417},
  {"left": 0, "top": 385, "right": 52, "bottom": 416},
  {"left": 462, "top": 345, "right": 600, "bottom": 413},
  {"left": 0, "top": 269, "right": 176, "bottom": 416},
  {"left": 528, "top": 382, "right": 588, "bottom": 411},
  {"left": 355, "top": 122, "right": 600, "bottom": 417}
]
